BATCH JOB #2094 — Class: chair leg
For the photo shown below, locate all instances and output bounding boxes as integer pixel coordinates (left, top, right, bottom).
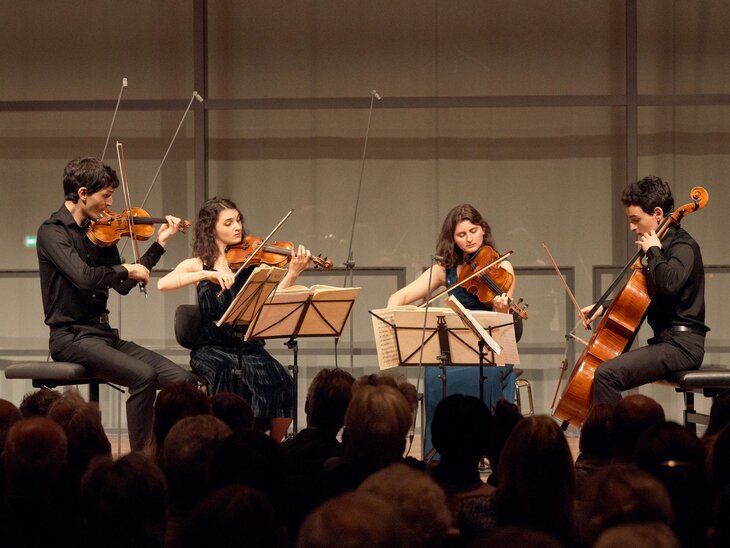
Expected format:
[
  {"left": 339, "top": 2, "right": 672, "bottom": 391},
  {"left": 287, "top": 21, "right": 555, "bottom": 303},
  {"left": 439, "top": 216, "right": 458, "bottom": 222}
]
[{"left": 516, "top": 378, "right": 534, "bottom": 416}]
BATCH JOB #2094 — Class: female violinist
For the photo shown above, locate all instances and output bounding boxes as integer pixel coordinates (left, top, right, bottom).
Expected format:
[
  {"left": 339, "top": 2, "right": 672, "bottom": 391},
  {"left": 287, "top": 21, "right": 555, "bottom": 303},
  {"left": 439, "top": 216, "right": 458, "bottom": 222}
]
[
  {"left": 581, "top": 176, "right": 708, "bottom": 407},
  {"left": 158, "top": 197, "right": 312, "bottom": 442},
  {"left": 387, "top": 204, "right": 522, "bottom": 453}
]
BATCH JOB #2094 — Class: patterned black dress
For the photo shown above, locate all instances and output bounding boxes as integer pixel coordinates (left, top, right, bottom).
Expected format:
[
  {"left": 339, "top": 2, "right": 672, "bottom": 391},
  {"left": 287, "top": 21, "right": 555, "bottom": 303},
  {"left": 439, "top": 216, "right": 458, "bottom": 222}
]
[{"left": 190, "top": 266, "right": 294, "bottom": 419}]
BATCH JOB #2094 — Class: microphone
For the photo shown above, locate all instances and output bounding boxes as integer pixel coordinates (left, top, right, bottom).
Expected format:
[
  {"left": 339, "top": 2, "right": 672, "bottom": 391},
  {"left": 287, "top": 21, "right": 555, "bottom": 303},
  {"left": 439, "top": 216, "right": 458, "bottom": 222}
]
[
  {"left": 193, "top": 91, "right": 204, "bottom": 103},
  {"left": 432, "top": 255, "right": 444, "bottom": 262},
  {"left": 122, "top": 77, "right": 128, "bottom": 88},
  {"left": 371, "top": 89, "right": 382, "bottom": 101}
]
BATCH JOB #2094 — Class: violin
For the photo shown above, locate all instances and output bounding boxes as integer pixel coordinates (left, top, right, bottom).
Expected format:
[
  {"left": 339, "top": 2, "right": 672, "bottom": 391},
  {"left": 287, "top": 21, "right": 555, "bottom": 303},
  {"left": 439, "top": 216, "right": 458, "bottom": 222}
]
[
  {"left": 87, "top": 207, "right": 192, "bottom": 247},
  {"left": 458, "top": 245, "right": 529, "bottom": 320},
  {"left": 225, "top": 234, "right": 333, "bottom": 271}
]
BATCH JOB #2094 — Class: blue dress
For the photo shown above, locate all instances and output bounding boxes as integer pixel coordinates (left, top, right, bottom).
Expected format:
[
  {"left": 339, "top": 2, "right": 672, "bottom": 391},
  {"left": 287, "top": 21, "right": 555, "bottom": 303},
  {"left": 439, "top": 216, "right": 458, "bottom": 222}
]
[{"left": 422, "top": 267, "right": 519, "bottom": 456}]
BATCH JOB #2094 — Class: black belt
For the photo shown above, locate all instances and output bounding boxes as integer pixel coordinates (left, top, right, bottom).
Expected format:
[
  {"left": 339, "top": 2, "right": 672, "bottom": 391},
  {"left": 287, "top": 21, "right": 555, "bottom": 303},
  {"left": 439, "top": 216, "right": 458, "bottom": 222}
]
[
  {"left": 83, "top": 313, "right": 109, "bottom": 324},
  {"left": 669, "top": 325, "right": 705, "bottom": 335}
]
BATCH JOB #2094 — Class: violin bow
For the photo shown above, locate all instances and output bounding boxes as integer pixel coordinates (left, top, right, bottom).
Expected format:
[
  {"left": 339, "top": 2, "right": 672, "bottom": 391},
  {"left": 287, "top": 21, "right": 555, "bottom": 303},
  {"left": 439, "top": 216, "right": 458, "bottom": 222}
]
[
  {"left": 541, "top": 242, "right": 590, "bottom": 330},
  {"left": 116, "top": 141, "right": 147, "bottom": 297},
  {"left": 418, "top": 250, "right": 513, "bottom": 308}
]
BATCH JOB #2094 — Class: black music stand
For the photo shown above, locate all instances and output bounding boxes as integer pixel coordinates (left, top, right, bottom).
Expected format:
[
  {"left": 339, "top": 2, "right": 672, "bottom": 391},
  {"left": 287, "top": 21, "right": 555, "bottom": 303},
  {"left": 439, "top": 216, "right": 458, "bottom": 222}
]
[
  {"left": 216, "top": 265, "right": 288, "bottom": 393},
  {"left": 245, "top": 284, "right": 361, "bottom": 433},
  {"left": 370, "top": 305, "right": 519, "bottom": 458}
]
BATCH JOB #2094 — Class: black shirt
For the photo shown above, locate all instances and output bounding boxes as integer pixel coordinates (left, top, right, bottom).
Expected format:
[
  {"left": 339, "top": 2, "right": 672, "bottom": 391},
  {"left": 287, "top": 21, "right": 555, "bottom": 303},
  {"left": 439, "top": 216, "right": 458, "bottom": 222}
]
[
  {"left": 37, "top": 204, "right": 165, "bottom": 328},
  {"left": 645, "top": 224, "right": 709, "bottom": 335}
]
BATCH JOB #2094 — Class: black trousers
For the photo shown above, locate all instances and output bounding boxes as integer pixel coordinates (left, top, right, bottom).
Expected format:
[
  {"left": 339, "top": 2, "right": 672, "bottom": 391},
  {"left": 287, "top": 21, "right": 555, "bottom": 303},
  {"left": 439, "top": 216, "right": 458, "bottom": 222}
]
[
  {"left": 50, "top": 323, "right": 196, "bottom": 451},
  {"left": 593, "top": 330, "right": 705, "bottom": 406}
]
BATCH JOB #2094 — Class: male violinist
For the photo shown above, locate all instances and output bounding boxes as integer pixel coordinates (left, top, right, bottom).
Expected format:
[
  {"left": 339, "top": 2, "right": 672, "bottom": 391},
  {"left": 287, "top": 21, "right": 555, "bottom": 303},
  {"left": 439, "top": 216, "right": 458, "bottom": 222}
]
[
  {"left": 583, "top": 175, "right": 708, "bottom": 406},
  {"left": 37, "top": 157, "right": 199, "bottom": 452}
]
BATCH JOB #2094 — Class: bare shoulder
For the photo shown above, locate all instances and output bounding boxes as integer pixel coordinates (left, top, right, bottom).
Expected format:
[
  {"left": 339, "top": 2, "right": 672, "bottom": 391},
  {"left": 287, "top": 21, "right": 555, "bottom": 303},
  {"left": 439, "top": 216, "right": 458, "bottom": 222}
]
[{"left": 175, "top": 257, "right": 205, "bottom": 272}]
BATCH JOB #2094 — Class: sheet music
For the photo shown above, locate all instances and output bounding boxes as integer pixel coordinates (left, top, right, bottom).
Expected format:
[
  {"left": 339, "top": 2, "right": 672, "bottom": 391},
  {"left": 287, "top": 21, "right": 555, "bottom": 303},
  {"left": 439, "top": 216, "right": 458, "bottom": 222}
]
[
  {"left": 370, "top": 306, "right": 520, "bottom": 370},
  {"left": 446, "top": 296, "right": 501, "bottom": 355},
  {"left": 370, "top": 307, "right": 401, "bottom": 369}
]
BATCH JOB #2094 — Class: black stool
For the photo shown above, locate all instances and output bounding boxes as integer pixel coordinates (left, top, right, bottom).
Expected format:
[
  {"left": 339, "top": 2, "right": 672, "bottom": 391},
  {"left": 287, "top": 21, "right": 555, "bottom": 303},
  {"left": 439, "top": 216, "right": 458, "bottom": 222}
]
[
  {"left": 655, "top": 366, "right": 730, "bottom": 434},
  {"left": 4, "top": 361, "right": 105, "bottom": 402}
]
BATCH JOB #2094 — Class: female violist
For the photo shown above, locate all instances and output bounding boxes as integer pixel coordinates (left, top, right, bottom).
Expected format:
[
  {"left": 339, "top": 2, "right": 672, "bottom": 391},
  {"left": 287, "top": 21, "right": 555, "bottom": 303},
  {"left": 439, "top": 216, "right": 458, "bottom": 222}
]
[
  {"left": 387, "top": 203, "right": 522, "bottom": 454},
  {"left": 158, "top": 197, "right": 312, "bottom": 441}
]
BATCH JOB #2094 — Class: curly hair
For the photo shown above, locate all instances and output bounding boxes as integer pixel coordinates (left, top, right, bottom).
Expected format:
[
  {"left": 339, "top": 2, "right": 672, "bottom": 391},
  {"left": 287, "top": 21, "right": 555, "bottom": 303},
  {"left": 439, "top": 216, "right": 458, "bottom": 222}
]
[
  {"left": 621, "top": 176, "right": 674, "bottom": 215},
  {"left": 192, "top": 197, "right": 245, "bottom": 268},
  {"left": 435, "top": 204, "right": 496, "bottom": 269}
]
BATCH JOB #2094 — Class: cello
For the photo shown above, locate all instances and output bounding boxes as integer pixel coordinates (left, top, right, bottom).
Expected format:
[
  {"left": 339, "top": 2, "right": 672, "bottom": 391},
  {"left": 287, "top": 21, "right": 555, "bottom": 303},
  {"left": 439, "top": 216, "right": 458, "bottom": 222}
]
[{"left": 552, "top": 186, "right": 709, "bottom": 428}]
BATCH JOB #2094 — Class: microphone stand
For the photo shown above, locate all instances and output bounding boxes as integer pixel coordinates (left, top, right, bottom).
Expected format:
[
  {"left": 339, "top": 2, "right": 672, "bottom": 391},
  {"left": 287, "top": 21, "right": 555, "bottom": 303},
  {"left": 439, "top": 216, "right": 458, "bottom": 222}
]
[{"left": 337, "top": 89, "right": 382, "bottom": 368}]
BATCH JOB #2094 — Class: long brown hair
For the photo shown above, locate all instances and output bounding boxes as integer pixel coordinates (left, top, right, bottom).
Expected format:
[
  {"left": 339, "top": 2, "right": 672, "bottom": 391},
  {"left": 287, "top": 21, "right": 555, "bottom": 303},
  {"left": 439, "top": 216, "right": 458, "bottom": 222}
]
[
  {"left": 192, "top": 197, "right": 246, "bottom": 268},
  {"left": 435, "top": 204, "right": 495, "bottom": 269}
]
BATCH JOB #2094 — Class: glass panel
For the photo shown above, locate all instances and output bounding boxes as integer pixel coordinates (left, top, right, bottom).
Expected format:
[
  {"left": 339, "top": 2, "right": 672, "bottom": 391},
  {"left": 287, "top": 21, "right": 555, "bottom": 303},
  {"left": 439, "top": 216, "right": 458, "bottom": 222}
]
[
  {"left": 208, "top": 0, "right": 625, "bottom": 98},
  {"left": 1, "top": 1, "right": 193, "bottom": 100},
  {"left": 638, "top": 1, "right": 730, "bottom": 94}
]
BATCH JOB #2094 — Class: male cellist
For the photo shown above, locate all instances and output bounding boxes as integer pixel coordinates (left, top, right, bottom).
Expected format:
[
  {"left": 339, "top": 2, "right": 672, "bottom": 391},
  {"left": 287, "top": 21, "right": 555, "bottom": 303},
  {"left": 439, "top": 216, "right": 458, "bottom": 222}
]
[
  {"left": 37, "top": 157, "right": 199, "bottom": 451},
  {"left": 583, "top": 175, "right": 708, "bottom": 406}
]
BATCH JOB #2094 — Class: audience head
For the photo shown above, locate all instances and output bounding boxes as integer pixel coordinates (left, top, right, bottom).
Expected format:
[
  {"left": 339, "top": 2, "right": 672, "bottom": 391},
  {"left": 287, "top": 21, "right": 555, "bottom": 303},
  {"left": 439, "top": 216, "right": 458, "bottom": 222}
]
[
  {"left": 432, "top": 393, "right": 491, "bottom": 465},
  {"left": 343, "top": 384, "right": 412, "bottom": 470},
  {"left": 584, "top": 463, "right": 672, "bottom": 545},
  {"left": 19, "top": 388, "right": 62, "bottom": 418},
  {"left": 705, "top": 389, "right": 730, "bottom": 438},
  {"left": 209, "top": 428, "right": 285, "bottom": 511},
  {"left": 163, "top": 414, "right": 231, "bottom": 518},
  {"left": 612, "top": 394, "right": 665, "bottom": 460},
  {"left": 358, "top": 463, "right": 450, "bottom": 547},
  {"left": 493, "top": 414, "right": 575, "bottom": 543},
  {"left": 304, "top": 368, "right": 355, "bottom": 432},
  {"left": 48, "top": 393, "right": 111, "bottom": 474},
  {"left": 0, "top": 399, "right": 23, "bottom": 453},
  {"left": 710, "top": 423, "right": 730, "bottom": 491},
  {"left": 466, "top": 526, "right": 563, "bottom": 548},
  {"left": 176, "top": 485, "right": 286, "bottom": 548},
  {"left": 210, "top": 392, "right": 254, "bottom": 433},
  {"left": 486, "top": 399, "right": 523, "bottom": 484},
  {"left": 635, "top": 421, "right": 710, "bottom": 546},
  {"left": 80, "top": 452, "right": 167, "bottom": 548},
  {"left": 594, "top": 522, "right": 680, "bottom": 548},
  {"left": 580, "top": 403, "right": 613, "bottom": 458},
  {"left": 3, "top": 417, "right": 68, "bottom": 499},
  {"left": 298, "top": 491, "right": 406, "bottom": 548},
  {"left": 148, "top": 381, "right": 211, "bottom": 465}
]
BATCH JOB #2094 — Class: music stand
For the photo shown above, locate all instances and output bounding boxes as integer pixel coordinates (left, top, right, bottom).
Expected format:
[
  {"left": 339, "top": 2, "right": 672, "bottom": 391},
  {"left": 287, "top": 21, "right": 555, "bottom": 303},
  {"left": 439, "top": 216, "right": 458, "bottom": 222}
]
[
  {"left": 216, "top": 265, "right": 288, "bottom": 392},
  {"left": 245, "top": 284, "right": 361, "bottom": 433},
  {"left": 370, "top": 305, "right": 519, "bottom": 458}
]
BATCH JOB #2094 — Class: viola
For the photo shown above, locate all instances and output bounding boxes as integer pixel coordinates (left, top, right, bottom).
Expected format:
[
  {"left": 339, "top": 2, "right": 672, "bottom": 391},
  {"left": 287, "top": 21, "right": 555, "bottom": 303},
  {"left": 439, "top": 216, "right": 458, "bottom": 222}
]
[
  {"left": 225, "top": 234, "right": 333, "bottom": 271},
  {"left": 457, "top": 245, "right": 529, "bottom": 320},
  {"left": 552, "top": 187, "right": 709, "bottom": 428},
  {"left": 87, "top": 207, "right": 192, "bottom": 247}
]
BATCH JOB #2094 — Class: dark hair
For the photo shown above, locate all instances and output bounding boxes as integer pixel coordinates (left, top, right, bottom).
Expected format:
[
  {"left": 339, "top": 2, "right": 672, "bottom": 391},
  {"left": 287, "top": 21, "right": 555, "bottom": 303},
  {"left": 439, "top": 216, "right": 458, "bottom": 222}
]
[
  {"left": 211, "top": 392, "right": 255, "bottom": 433},
  {"left": 63, "top": 157, "right": 119, "bottom": 202},
  {"left": 431, "top": 394, "right": 491, "bottom": 462},
  {"left": 580, "top": 403, "right": 614, "bottom": 458},
  {"left": 192, "top": 196, "right": 246, "bottom": 268},
  {"left": 19, "top": 389, "right": 62, "bottom": 417},
  {"left": 435, "top": 204, "right": 496, "bottom": 269},
  {"left": 151, "top": 381, "right": 211, "bottom": 448},
  {"left": 621, "top": 176, "right": 674, "bottom": 215},
  {"left": 305, "top": 368, "right": 355, "bottom": 430},
  {"left": 493, "top": 415, "right": 575, "bottom": 543}
]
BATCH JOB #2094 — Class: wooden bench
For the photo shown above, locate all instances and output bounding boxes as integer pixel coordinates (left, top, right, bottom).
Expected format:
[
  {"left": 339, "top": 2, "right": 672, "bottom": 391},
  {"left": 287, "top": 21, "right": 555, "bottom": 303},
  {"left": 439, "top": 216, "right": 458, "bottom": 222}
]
[{"left": 656, "top": 366, "right": 730, "bottom": 434}]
